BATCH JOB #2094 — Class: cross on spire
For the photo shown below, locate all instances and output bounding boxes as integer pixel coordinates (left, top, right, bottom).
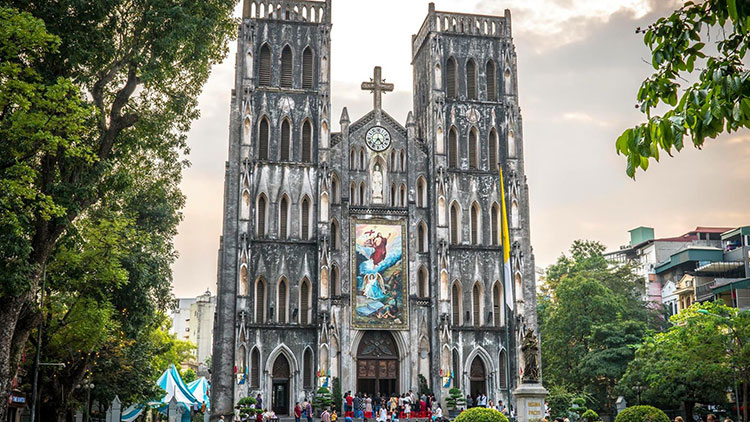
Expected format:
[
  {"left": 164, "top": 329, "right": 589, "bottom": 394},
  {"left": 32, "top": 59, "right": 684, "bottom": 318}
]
[{"left": 361, "top": 66, "right": 394, "bottom": 111}]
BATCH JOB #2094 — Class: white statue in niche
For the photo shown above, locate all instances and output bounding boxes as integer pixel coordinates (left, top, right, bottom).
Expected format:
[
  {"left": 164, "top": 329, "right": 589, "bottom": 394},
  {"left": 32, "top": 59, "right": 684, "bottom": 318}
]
[{"left": 371, "top": 163, "right": 384, "bottom": 204}]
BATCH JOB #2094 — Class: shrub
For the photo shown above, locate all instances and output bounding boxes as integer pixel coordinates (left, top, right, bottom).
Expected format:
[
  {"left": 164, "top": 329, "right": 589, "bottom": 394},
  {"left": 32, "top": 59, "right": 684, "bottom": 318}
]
[
  {"left": 454, "top": 407, "right": 509, "bottom": 422},
  {"left": 312, "top": 386, "right": 334, "bottom": 413},
  {"left": 581, "top": 409, "right": 599, "bottom": 422},
  {"left": 615, "top": 406, "right": 669, "bottom": 422},
  {"left": 445, "top": 387, "right": 466, "bottom": 410},
  {"left": 238, "top": 397, "right": 257, "bottom": 406}
]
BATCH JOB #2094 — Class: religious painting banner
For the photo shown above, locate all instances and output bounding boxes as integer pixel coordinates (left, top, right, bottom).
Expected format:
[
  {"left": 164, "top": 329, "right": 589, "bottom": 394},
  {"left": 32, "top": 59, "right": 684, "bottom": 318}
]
[{"left": 350, "top": 218, "right": 408, "bottom": 330}]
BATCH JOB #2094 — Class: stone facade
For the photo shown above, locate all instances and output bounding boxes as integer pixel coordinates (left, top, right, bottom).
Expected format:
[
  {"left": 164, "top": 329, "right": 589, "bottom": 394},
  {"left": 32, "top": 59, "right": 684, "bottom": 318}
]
[{"left": 210, "top": 1, "right": 540, "bottom": 419}]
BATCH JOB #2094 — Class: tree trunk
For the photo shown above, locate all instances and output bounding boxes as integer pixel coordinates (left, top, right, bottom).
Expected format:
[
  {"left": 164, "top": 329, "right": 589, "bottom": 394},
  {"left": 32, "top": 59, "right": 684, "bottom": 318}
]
[
  {"left": 684, "top": 401, "right": 695, "bottom": 422},
  {"left": 0, "top": 294, "right": 29, "bottom": 421},
  {"left": 743, "top": 381, "right": 747, "bottom": 422}
]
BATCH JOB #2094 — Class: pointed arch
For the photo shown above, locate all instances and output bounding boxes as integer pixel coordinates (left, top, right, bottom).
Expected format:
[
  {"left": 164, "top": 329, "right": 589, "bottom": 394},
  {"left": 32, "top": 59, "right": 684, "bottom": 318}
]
[
  {"left": 300, "top": 277, "right": 312, "bottom": 324},
  {"left": 250, "top": 346, "right": 260, "bottom": 387},
  {"left": 239, "top": 265, "right": 249, "bottom": 296},
  {"left": 303, "top": 347, "right": 314, "bottom": 388},
  {"left": 256, "top": 193, "right": 268, "bottom": 237},
  {"left": 359, "top": 182, "right": 366, "bottom": 206},
  {"left": 390, "top": 149, "right": 397, "bottom": 171},
  {"left": 489, "top": 128, "right": 498, "bottom": 171},
  {"left": 436, "top": 126, "right": 445, "bottom": 154},
  {"left": 258, "top": 116, "right": 270, "bottom": 160},
  {"left": 300, "top": 195, "right": 311, "bottom": 240},
  {"left": 452, "top": 348, "right": 461, "bottom": 389},
  {"left": 448, "top": 126, "right": 458, "bottom": 168},
  {"left": 301, "top": 119, "right": 312, "bottom": 162},
  {"left": 255, "top": 276, "right": 267, "bottom": 323},
  {"left": 469, "top": 127, "right": 478, "bottom": 169},
  {"left": 243, "top": 117, "right": 252, "bottom": 146},
  {"left": 451, "top": 280, "right": 462, "bottom": 325},
  {"left": 302, "top": 46, "right": 314, "bottom": 89},
  {"left": 511, "top": 199, "right": 519, "bottom": 228},
  {"left": 279, "top": 194, "right": 290, "bottom": 238},
  {"left": 472, "top": 281, "right": 484, "bottom": 327},
  {"left": 493, "top": 281, "right": 504, "bottom": 327},
  {"left": 491, "top": 202, "right": 501, "bottom": 246},
  {"left": 504, "top": 68, "right": 512, "bottom": 95},
  {"left": 446, "top": 57, "right": 457, "bottom": 98},
  {"left": 390, "top": 183, "right": 397, "bottom": 207},
  {"left": 450, "top": 201, "right": 461, "bottom": 245},
  {"left": 508, "top": 129, "right": 516, "bottom": 158},
  {"left": 330, "top": 218, "right": 340, "bottom": 250},
  {"left": 440, "top": 270, "right": 449, "bottom": 301},
  {"left": 468, "top": 355, "right": 487, "bottom": 396},
  {"left": 280, "top": 45, "right": 293, "bottom": 88},
  {"left": 486, "top": 59, "right": 497, "bottom": 101},
  {"left": 499, "top": 349, "right": 508, "bottom": 388},
  {"left": 278, "top": 277, "right": 289, "bottom": 323},
  {"left": 280, "top": 118, "right": 291, "bottom": 160},
  {"left": 350, "top": 182, "right": 357, "bottom": 205},
  {"left": 416, "top": 176, "right": 427, "bottom": 208},
  {"left": 438, "top": 196, "right": 446, "bottom": 226},
  {"left": 515, "top": 272, "right": 523, "bottom": 306},
  {"left": 400, "top": 149, "right": 406, "bottom": 172},
  {"left": 470, "top": 202, "right": 481, "bottom": 245},
  {"left": 400, "top": 183, "right": 406, "bottom": 207},
  {"left": 417, "top": 221, "right": 428, "bottom": 253},
  {"left": 320, "top": 267, "right": 329, "bottom": 299},
  {"left": 359, "top": 147, "right": 366, "bottom": 170},
  {"left": 350, "top": 148, "right": 356, "bottom": 169},
  {"left": 331, "top": 172, "right": 340, "bottom": 204},
  {"left": 466, "top": 58, "right": 477, "bottom": 100},
  {"left": 418, "top": 265, "right": 429, "bottom": 298},
  {"left": 320, "top": 192, "right": 329, "bottom": 222},
  {"left": 241, "top": 190, "right": 251, "bottom": 220},
  {"left": 238, "top": 345, "right": 247, "bottom": 374},
  {"left": 258, "top": 43, "right": 272, "bottom": 86},
  {"left": 331, "top": 263, "right": 340, "bottom": 296}
]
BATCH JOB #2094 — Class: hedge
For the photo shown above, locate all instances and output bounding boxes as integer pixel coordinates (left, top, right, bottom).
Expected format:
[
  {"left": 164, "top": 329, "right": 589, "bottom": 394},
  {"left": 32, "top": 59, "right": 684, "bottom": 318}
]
[
  {"left": 615, "top": 406, "right": 669, "bottom": 422},
  {"left": 454, "top": 407, "right": 509, "bottom": 422}
]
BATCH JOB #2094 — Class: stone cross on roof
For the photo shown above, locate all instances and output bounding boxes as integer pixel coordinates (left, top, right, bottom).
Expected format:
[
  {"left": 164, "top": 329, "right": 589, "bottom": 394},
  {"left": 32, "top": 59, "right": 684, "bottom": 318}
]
[{"left": 361, "top": 66, "right": 394, "bottom": 111}]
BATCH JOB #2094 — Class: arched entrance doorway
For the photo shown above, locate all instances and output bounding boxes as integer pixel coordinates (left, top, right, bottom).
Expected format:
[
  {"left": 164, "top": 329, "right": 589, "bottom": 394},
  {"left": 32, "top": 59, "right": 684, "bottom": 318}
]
[
  {"left": 356, "top": 331, "right": 399, "bottom": 397},
  {"left": 272, "top": 354, "right": 291, "bottom": 415},
  {"left": 469, "top": 356, "right": 487, "bottom": 396}
]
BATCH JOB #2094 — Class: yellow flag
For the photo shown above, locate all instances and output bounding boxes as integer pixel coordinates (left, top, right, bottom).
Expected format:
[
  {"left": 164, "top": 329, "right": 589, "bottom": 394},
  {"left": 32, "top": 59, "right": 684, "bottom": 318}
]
[{"left": 500, "top": 168, "right": 514, "bottom": 310}]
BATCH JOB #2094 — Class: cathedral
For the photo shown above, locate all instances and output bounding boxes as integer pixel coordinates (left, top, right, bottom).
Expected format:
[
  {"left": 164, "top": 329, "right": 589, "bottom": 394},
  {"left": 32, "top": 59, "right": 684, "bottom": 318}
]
[{"left": 210, "top": 0, "right": 541, "bottom": 418}]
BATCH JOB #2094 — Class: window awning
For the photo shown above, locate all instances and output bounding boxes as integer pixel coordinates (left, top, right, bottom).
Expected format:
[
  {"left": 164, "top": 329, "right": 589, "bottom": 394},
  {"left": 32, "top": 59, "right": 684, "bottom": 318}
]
[{"left": 712, "top": 278, "right": 750, "bottom": 294}]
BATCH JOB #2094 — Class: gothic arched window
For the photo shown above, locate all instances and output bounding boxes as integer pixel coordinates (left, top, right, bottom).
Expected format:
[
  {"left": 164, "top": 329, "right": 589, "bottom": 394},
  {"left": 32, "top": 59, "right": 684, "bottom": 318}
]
[
  {"left": 257, "top": 194, "right": 268, "bottom": 237},
  {"left": 491, "top": 203, "right": 500, "bottom": 246},
  {"left": 331, "top": 218, "right": 339, "bottom": 250},
  {"left": 417, "top": 177, "right": 427, "bottom": 208},
  {"left": 350, "top": 148, "right": 356, "bottom": 170},
  {"left": 448, "top": 127, "right": 458, "bottom": 168},
  {"left": 300, "top": 278, "right": 311, "bottom": 324},
  {"left": 278, "top": 278, "right": 288, "bottom": 323},
  {"left": 258, "top": 44, "right": 272, "bottom": 86},
  {"left": 279, "top": 195, "right": 289, "bottom": 238},
  {"left": 350, "top": 182, "right": 357, "bottom": 205},
  {"left": 400, "top": 184, "right": 406, "bottom": 207},
  {"left": 250, "top": 347, "right": 260, "bottom": 387},
  {"left": 280, "top": 118, "right": 291, "bottom": 161},
  {"left": 301, "top": 196, "right": 311, "bottom": 240},
  {"left": 255, "top": 277, "right": 267, "bottom": 323},
  {"left": 452, "top": 349, "right": 461, "bottom": 389},
  {"left": 450, "top": 202, "right": 460, "bottom": 245},
  {"left": 446, "top": 57, "right": 457, "bottom": 98},
  {"left": 499, "top": 349, "right": 508, "bottom": 388},
  {"left": 258, "top": 117, "right": 270, "bottom": 160},
  {"left": 359, "top": 182, "right": 366, "bottom": 206},
  {"left": 486, "top": 60, "right": 496, "bottom": 101},
  {"left": 489, "top": 129, "right": 498, "bottom": 171},
  {"left": 418, "top": 221, "right": 428, "bottom": 253},
  {"left": 472, "top": 282, "right": 482, "bottom": 326},
  {"left": 471, "top": 202, "right": 481, "bottom": 245},
  {"left": 493, "top": 281, "right": 503, "bottom": 327},
  {"left": 418, "top": 266, "right": 428, "bottom": 298},
  {"left": 452, "top": 282, "right": 461, "bottom": 325},
  {"left": 303, "top": 348, "right": 313, "bottom": 388},
  {"left": 302, "top": 120, "right": 312, "bottom": 162},
  {"left": 466, "top": 58, "right": 477, "bottom": 100},
  {"left": 331, "top": 264, "right": 339, "bottom": 296},
  {"left": 469, "top": 128, "right": 478, "bottom": 169},
  {"left": 280, "top": 45, "right": 293, "bottom": 88},
  {"left": 302, "top": 46, "right": 314, "bottom": 89},
  {"left": 331, "top": 173, "right": 340, "bottom": 204}
]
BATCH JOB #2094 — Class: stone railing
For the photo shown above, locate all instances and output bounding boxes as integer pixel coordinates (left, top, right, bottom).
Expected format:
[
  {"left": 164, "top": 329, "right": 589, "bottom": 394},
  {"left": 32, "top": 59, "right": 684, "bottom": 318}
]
[
  {"left": 412, "top": 7, "right": 507, "bottom": 54},
  {"left": 243, "top": 0, "right": 328, "bottom": 24}
]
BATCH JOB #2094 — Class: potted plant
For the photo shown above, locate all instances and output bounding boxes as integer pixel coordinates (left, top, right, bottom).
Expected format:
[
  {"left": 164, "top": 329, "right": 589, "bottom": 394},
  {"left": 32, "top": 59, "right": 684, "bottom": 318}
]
[{"left": 445, "top": 387, "right": 466, "bottom": 418}]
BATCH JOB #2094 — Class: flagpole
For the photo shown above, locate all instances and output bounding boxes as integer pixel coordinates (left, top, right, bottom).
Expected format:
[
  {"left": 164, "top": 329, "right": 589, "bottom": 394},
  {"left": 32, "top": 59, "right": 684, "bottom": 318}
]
[{"left": 499, "top": 168, "right": 514, "bottom": 407}]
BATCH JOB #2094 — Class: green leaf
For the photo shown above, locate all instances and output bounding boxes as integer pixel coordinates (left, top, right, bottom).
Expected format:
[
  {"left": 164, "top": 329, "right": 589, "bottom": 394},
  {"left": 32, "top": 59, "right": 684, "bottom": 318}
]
[{"left": 728, "top": 0, "right": 738, "bottom": 22}]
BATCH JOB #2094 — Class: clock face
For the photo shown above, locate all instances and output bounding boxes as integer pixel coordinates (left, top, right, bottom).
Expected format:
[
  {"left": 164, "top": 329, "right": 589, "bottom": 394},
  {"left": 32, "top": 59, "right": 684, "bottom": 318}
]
[{"left": 365, "top": 126, "right": 391, "bottom": 152}]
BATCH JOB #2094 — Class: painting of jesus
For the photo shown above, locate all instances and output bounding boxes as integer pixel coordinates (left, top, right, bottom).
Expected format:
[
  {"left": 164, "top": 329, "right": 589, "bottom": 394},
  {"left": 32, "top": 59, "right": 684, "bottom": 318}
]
[{"left": 351, "top": 219, "right": 408, "bottom": 329}]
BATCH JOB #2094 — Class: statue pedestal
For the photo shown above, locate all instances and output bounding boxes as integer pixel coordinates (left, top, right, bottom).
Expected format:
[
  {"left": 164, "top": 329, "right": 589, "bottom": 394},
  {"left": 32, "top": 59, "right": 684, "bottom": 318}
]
[{"left": 513, "top": 383, "right": 548, "bottom": 422}]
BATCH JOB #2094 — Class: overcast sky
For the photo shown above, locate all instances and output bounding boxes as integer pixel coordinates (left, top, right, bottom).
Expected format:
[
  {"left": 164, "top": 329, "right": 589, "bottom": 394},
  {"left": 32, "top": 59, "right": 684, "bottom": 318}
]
[{"left": 172, "top": 0, "right": 750, "bottom": 297}]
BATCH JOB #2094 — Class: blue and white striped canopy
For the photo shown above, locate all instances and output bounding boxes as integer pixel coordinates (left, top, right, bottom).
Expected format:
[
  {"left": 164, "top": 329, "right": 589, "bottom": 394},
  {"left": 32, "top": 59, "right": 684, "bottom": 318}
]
[{"left": 187, "top": 377, "right": 210, "bottom": 409}]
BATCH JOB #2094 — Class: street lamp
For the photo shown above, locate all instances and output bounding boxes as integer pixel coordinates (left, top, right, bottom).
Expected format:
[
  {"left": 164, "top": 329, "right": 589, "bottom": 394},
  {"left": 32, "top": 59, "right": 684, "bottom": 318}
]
[{"left": 76, "top": 380, "right": 95, "bottom": 422}]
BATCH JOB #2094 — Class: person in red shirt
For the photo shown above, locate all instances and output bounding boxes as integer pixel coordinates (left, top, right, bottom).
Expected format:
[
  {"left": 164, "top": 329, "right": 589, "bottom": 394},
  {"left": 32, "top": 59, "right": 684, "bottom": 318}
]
[
  {"left": 346, "top": 393, "right": 354, "bottom": 413},
  {"left": 295, "top": 402, "right": 302, "bottom": 422}
]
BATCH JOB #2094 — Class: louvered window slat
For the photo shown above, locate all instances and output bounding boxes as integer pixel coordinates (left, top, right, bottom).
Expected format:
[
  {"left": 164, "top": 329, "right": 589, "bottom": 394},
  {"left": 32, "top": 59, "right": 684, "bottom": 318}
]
[
  {"left": 302, "top": 48, "right": 314, "bottom": 89},
  {"left": 279, "top": 280, "right": 287, "bottom": 323},
  {"left": 259, "top": 45, "right": 272, "bottom": 86},
  {"left": 449, "top": 129, "right": 458, "bottom": 168},
  {"left": 301, "top": 199, "right": 309, "bottom": 240},
  {"left": 280, "top": 120, "right": 290, "bottom": 160},
  {"left": 471, "top": 207, "right": 478, "bottom": 244},
  {"left": 451, "top": 205, "right": 459, "bottom": 244},
  {"left": 257, "top": 196, "right": 266, "bottom": 237},
  {"left": 446, "top": 58, "right": 457, "bottom": 98},
  {"left": 301, "top": 281, "right": 310, "bottom": 324},
  {"left": 302, "top": 121, "right": 312, "bottom": 162},
  {"left": 489, "top": 131, "right": 498, "bottom": 171},
  {"left": 258, "top": 119, "right": 269, "bottom": 160},
  {"left": 280, "top": 46, "right": 293, "bottom": 88},
  {"left": 469, "top": 130, "right": 478, "bottom": 169},
  {"left": 487, "top": 61, "right": 497, "bottom": 101},
  {"left": 251, "top": 349, "right": 260, "bottom": 387},
  {"left": 452, "top": 284, "right": 460, "bottom": 325},
  {"left": 473, "top": 285, "right": 480, "bottom": 326},
  {"left": 467, "top": 60, "right": 477, "bottom": 99},
  {"left": 279, "top": 197, "right": 288, "bottom": 238},
  {"left": 256, "top": 280, "right": 265, "bottom": 322}
]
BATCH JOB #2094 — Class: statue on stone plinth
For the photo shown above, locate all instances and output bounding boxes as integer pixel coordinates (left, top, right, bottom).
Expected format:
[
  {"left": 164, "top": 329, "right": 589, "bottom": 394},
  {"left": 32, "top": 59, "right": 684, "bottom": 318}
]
[{"left": 521, "top": 328, "right": 540, "bottom": 383}]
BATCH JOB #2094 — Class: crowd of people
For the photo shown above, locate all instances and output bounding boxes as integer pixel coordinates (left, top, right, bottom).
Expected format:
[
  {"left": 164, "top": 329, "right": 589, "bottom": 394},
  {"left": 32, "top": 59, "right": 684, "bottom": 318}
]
[
  {"left": 464, "top": 392, "right": 510, "bottom": 416},
  {"left": 341, "top": 390, "right": 442, "bottom": 421}
]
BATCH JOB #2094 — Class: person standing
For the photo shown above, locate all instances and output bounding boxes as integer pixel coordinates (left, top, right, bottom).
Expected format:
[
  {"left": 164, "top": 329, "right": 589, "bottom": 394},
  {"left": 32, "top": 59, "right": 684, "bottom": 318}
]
[
  {"left": 294, "top": 402, "right": 302, "bottom": 422},
  {"left": 346, "top": 393, "right": 353, "bottom": 413},
  {"left": 466, "top": 395, "right": 473, "bottom": 409},
  {"left": 377, "top": 406, "right": 388, "bottom": 422},
  {"left": 321, "top": 408, "right": 331, "bottom": 422},
  {"left": 434, "top": 404, "right": 443, "bottom": 422},
  {"left": 256, "top": 394, "right": 263, "bottom": 410},
  {"left": 306, "top": 401, "right": 314, "bottom": 422}
]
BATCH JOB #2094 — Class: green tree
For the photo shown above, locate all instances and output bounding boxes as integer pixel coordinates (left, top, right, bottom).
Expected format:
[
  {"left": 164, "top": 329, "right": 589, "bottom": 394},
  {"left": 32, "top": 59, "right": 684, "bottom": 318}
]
[
  {"left": 541, "top": 241, "right": 657, "bottom": 417},
  {"left": 0, "top": 0, "right": 235, "bottom": 418},
  {"left": 619, "top": 303, "right": 732, "bottom": 422},
  {"left": 616, "top": 1, "right": 750, "bottom": 177},
  {"left": 453, "top": 407, "right": 508, "bottom": 422}
]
